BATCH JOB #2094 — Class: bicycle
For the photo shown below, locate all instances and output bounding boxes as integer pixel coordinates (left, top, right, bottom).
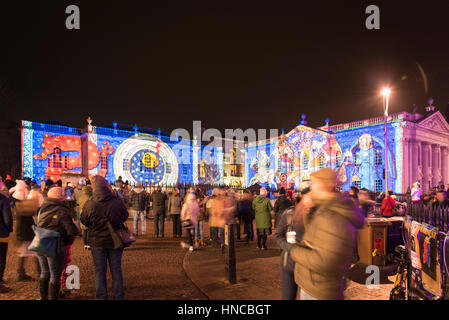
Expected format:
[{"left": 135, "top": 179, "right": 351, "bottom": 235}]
[{"left": 373, "top": 245, "right": 441, "bottom": 300}]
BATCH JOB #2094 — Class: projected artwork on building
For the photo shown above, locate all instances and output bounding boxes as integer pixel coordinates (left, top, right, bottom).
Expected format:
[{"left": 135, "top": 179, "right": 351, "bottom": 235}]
[
  {"left": 24, "top": 110, "right": 434, "bottom": 194},
  {"left": 198, "top": 146, "right": 221, "bottom": 185},
  {"left": 112, "top": 133, "right": 179, "bottom": 186}
]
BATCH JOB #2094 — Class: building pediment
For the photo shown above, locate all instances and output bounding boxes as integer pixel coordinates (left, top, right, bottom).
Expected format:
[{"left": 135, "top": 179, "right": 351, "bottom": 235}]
[{"left": 417, "top": 111, "right": 449, "bottom": 135}]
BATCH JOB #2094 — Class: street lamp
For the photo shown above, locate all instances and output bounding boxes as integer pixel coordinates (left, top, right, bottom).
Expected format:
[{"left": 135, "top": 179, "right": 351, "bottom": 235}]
[{"left": 381, "top": 87, "right": 391, "bottom": 193}]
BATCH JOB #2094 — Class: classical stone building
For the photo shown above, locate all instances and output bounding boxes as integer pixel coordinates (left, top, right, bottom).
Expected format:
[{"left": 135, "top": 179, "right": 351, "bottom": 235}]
[{"left": 22, "top": 109, "right": 449, "bottom": 194}]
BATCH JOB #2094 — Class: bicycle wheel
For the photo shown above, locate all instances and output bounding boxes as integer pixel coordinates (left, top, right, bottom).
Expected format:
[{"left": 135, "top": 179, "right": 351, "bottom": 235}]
[{"left": 389, "top": 286, "right": 406, "bottom": 300}]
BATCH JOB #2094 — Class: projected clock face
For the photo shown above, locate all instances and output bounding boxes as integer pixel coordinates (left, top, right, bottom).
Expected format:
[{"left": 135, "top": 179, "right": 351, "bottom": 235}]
[
  {"left": 130, "top": 151, "right": 165, "bottom": 184},
  {"left": 113, "top": 133, "right": 179, "bottom": 185}
]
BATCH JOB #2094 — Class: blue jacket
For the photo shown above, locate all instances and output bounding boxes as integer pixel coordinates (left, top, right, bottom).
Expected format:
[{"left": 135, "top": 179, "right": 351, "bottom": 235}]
[{"left": 0, "top": 193, "right": 13, "bottom": 237}]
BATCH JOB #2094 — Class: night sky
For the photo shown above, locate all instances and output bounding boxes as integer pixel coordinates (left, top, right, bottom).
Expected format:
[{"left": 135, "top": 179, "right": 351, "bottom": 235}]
[{"left": 1, "top": 1, "right": 448, "bottom": 134}]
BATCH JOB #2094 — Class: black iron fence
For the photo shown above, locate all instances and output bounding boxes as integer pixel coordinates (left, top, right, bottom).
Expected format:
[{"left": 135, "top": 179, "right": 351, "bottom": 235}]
[{"left": 407, "top": 202, "right": 449, "bottom": 233}]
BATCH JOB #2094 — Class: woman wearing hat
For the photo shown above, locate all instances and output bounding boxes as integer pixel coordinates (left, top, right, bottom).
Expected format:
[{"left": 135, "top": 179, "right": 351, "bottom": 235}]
[{"left": 36, "top": 187, "right": 79, "bottom": 300}]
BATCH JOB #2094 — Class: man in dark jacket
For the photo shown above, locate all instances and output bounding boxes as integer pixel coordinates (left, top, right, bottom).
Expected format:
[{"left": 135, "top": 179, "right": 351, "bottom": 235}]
[
  {"left": 0, "top": 192, "right": 13, "bottom": 293},
  {"left": 151, "top": 186, "right": 167, "bottom": 238},
  {"left": 168, "top": 189, "right": 183, "bottom": 238},
  {"left": 274, "top": 187, "right": 293, "bottom": 228},
  {"left": 236, "top": 189, "right": 255, "bottom": 243},
  {"left": 129, "top": 183, "right": 149, "bottom": 236},
  {"left": 81, "top": 175, "right": 129, "bottom": 300},
  {"left": 287, "top": 168, "right": 365, "bottom": 300},
  {"left": 37, "top": 187, "right": 79, "bottom": 300}
]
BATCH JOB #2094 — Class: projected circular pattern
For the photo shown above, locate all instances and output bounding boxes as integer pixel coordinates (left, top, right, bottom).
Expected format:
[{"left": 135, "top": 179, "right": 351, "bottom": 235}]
[
  {"left": 113, "top": 134, "right": 179, "bottom": 185},
  {"left": 130, "top": 151, "right": 165, "bottom": 184}
]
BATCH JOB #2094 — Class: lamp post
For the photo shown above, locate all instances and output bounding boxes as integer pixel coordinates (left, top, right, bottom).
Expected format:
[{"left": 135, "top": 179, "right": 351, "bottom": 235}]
[{"left": 381, "top": 88, "right": 391, "bottom": 193}]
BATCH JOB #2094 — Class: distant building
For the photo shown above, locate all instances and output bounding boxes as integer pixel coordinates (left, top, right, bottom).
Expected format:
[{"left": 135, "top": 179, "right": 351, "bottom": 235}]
[{"left": 21, "top": 108, "right": 449, "bottom": 193}]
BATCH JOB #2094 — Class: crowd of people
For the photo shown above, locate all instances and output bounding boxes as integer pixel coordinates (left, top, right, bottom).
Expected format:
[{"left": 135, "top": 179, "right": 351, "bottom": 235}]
[{"left": 3, "top": 170, "right": 446, "bottom": 300}]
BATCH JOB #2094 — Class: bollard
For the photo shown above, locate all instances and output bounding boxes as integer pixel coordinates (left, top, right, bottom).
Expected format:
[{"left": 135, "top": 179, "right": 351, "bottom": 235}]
[{"left": 225, "top": 223, "right": 237, "bottom": 284}]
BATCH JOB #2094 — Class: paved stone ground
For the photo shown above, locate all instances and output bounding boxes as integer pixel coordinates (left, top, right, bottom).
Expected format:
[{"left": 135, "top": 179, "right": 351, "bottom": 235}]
[
  {"left": 184, "top": 228, "right": 396, "bottom": 300},
  {"left": 0, "top": 216, "right": 395, "bottom": 300},
  {"left": 0, "top": 216, "right": 207, "bottom": 300}
]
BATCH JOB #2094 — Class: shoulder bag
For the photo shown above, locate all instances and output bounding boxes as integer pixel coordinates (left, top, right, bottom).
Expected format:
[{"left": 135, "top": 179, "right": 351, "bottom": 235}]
[{"left": 101, "top": 211, "right": 135, "bottom": 249}]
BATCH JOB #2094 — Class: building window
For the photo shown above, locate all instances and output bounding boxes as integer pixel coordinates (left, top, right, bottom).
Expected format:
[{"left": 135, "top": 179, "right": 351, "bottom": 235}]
[
  {"left": 355, "top": 151, "right": 361, "bottom": 167},
  {"left": 182, "top": 164, "right": 189, "bottom": 175},
  {"left": 303, "top": 154, "right": 309, "bottom": 171},
  {"left": 353, "top": 180, "right": 361, "bottom": 189},
  {"left": 375, "top": 148, "right": 383, "bottom": 165},
  {"left": 101, "top": 156, "right": 108, "bottom": 170},
  {"left": 318, "top": 154, "right": 325, "bottom": 169},
  {"left": 336, "top": 152, "right": 342, "bottom": 168},
  {"left": 123, "top": 159, "right": 129, "bottom": 171},
  {"left": 375, "top": 180, "right": 383, "bottom": 193},
  {"left": 278, "top": 158, "right": 282, "bottom": 172},
  {"left": 50, "top": 147, "right": 62, "bottom": 169},
  {"left": 166, "top": 162, "right": 171, "bottom": 174}
]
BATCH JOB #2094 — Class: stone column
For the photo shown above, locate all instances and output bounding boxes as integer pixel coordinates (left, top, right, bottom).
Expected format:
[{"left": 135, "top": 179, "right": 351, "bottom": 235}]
[
  {"left": 431, "top": 144, "right": 439, "bottom": 187},
  {"left": 421, "top": 142, "right": 430, "bottom": 193},
  {"left": 441, "top": 146, "right": 448, "bottom": 186},
  {"left": 411, "top": 140, "right": 419, "bottom": 185}
]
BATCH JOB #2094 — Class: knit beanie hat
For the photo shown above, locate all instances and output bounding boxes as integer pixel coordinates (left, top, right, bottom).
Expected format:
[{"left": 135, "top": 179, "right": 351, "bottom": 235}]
[{"left": 47, "top": 187, "right": 65, "bottom": 201}]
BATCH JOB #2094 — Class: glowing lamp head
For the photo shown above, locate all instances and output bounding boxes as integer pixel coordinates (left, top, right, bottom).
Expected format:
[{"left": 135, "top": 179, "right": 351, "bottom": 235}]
[{"left": 381, "top": 88, "right": 391, "bottom": 96}]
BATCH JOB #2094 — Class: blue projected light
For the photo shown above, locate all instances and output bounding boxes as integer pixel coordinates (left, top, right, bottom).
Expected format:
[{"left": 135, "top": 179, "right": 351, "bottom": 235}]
[{"left": 129, "top": 150, "right": 165, "bottom": 184}]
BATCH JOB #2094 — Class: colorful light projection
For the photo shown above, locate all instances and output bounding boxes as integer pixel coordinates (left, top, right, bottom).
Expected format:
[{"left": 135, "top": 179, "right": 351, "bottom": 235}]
[
  {"left": 334, "top": 122, "right": 401, "bottom": 193},
  {"left": 23, "top": 121, "right": 115, "bottom": 182},
  {"left": 197, "top": 145, "right": 222, "bottom": 185},
  {"left": 112, "top": 133, "right": 179, "bottom": 185},
  {"left": 245, "top": 126, "right": 339, "bottom": 190}
]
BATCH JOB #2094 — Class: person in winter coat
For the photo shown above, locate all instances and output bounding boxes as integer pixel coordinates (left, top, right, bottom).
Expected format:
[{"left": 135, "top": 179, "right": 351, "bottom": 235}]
[
  {"left": 411, "top": 182, "right": 421, "bottom": 204},
  {"left": 9, "top": 180, "right": 29, "bottom": 207},
  {"left": 168, "top": 189, "right": 183, "bottom": 238},
  {"left": 274, "top": 187, "right": 293, "bottom": 228},
  {"left": 36, "top": 187, "right": 79, "bottom": 300},
  {"left": 80, "top": 175, "right": 129, "bottom": 300},
  {"left": 381, "top": 190, "right": 396, "bottom": 217},
  {"left": 0, "top": 177, "right": 7, "bottom": 196},
  {"left": 194, "top": 190, "right": 206, "bottom": 247},
  {"left": 72, "top": 179, "right": 86, "bottom": 227},
  {"left": 286, "top": 168, "right": 365, "bottom": 300},
  {"left": 206, "top": 188, "right": 235, "bottom": 249},
  {"left": 180, "top": 193, "right": 200, "bottom": 252},
  {"left": 275, "top": 187, "right": 314, "bottom": 300},
  {"left": 151, "top": 186, "right": 167, "bottom": 238},
  {"left": 129, "top": 183, "right": 149, "bottom": 236},
  {"left": 4, "top": 175, "right": 15, "bottom": 191},
  {"left": 76, "top": 185, "right": 93, "bottom": 248},
  {"left": 252, "top": 187, "right": 273, "bottom": 250},
  {"left": 14, "top": 184, "right": 43, "bottom": 281},
  {"left": 0, "top": 192, "right": 13, "bottom": 293},
  {"left": 237, "top": 189, "right": 255, "bottom": 242}
]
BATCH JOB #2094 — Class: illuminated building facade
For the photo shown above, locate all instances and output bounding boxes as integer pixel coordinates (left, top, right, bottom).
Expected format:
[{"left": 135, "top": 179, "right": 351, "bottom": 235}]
[{"left": 22, "top": 109, "right": 449, "bottom": 193}]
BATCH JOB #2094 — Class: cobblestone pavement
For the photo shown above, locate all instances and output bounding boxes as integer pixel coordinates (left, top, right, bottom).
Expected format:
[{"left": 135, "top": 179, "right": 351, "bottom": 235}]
[
  {"left": 0, "top": 216, "right": 208, "bottom": 300},
  {"left": 184, "top": 229, "right": 395, "bottom": 300}
]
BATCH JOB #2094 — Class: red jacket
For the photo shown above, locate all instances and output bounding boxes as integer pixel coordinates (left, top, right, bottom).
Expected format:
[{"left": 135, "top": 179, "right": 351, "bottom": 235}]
[{"left": 381, "top": 196, "right": 395, "bottom": 217}]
